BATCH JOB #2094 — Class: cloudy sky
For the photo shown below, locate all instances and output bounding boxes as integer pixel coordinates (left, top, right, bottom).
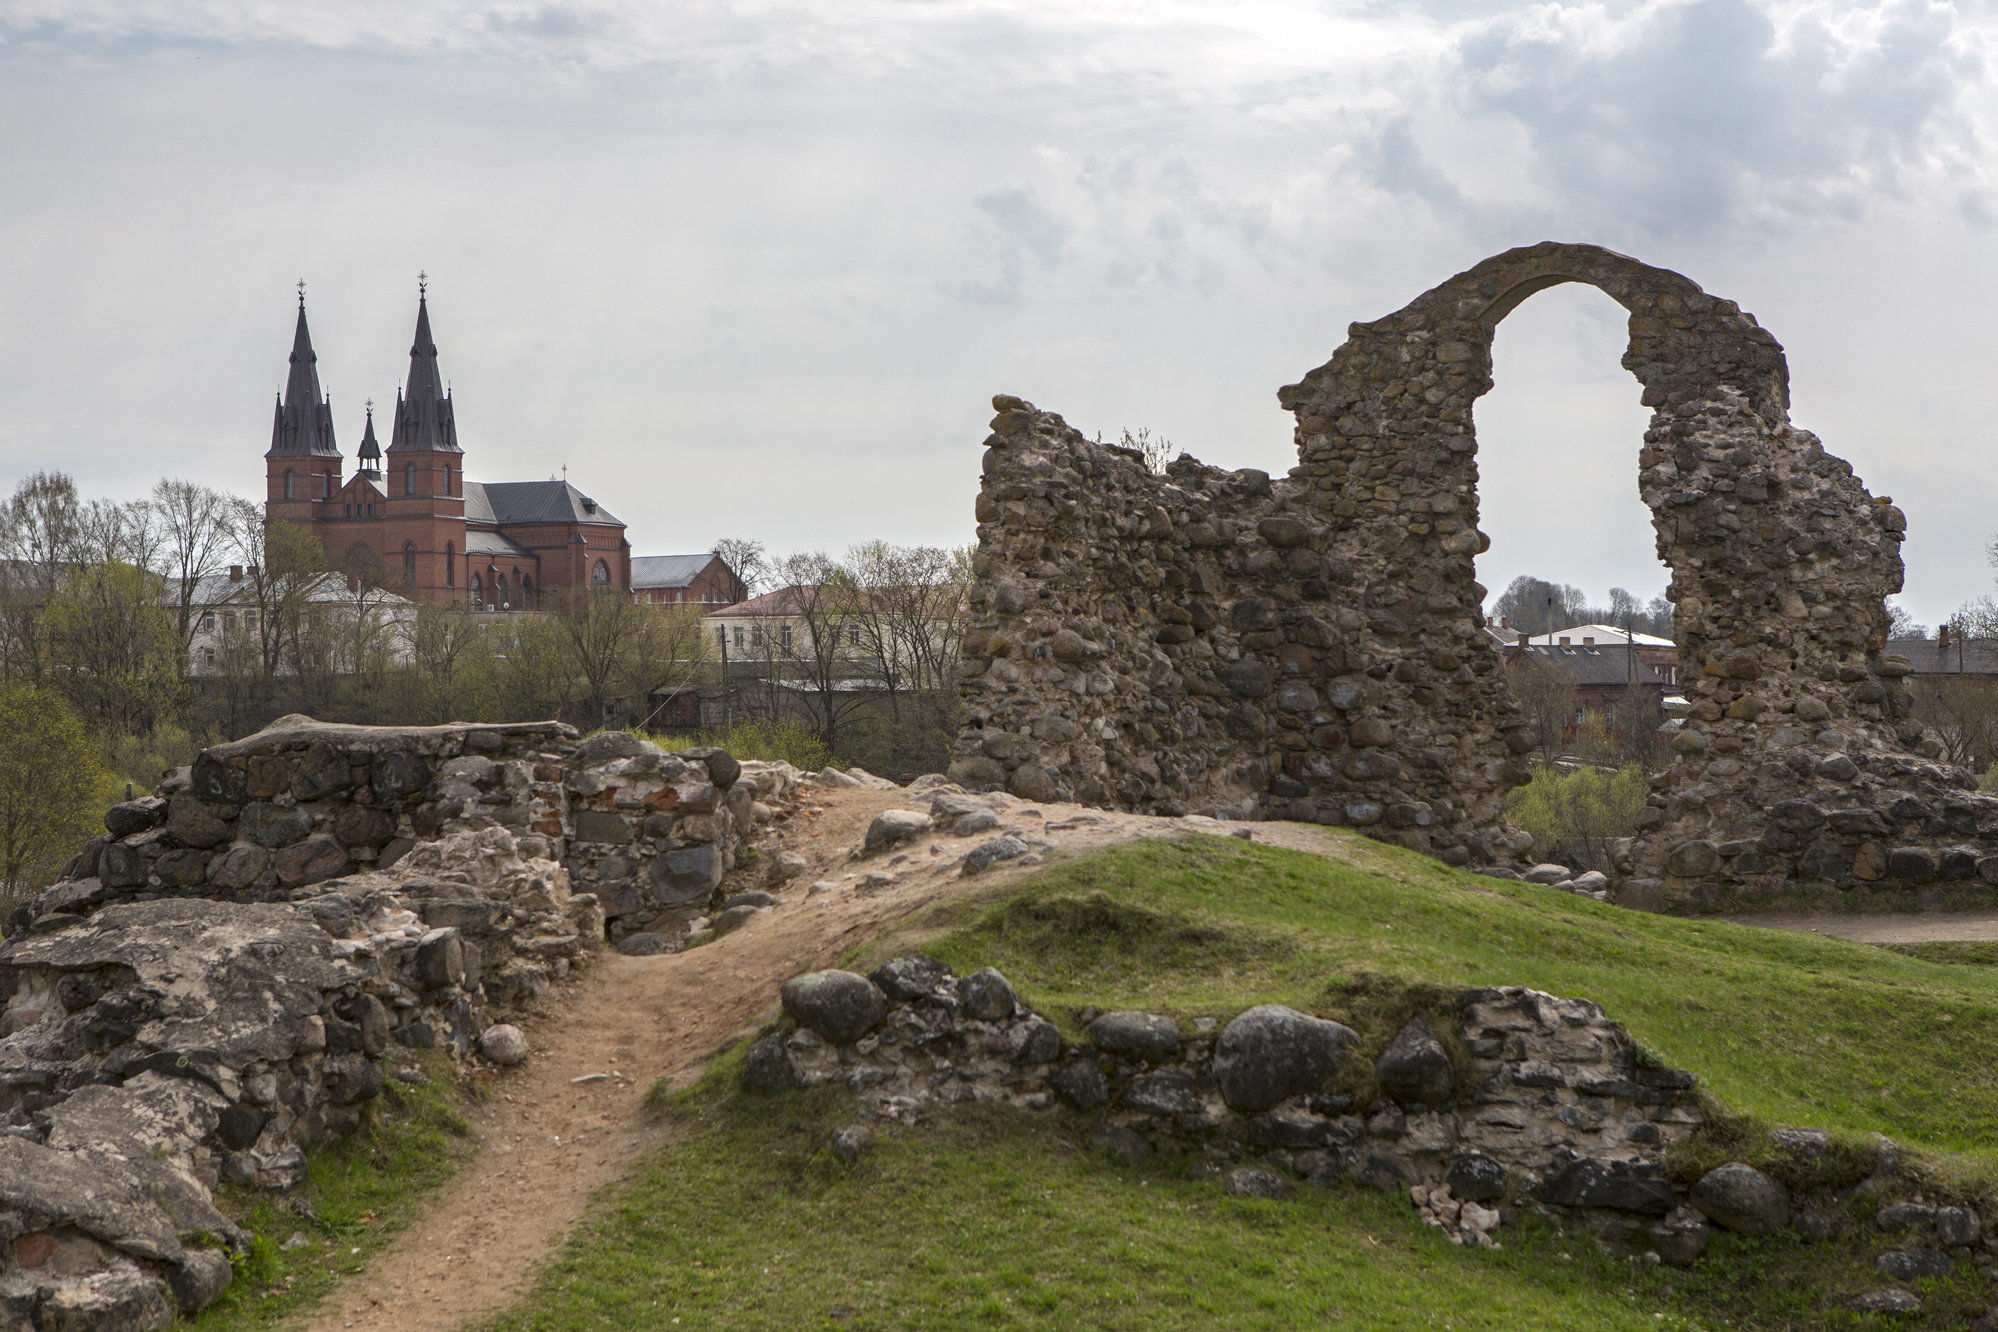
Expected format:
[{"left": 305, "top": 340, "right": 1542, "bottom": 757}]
[{"left": 2, "top": 0, "right": 1995, "bottom": 626}]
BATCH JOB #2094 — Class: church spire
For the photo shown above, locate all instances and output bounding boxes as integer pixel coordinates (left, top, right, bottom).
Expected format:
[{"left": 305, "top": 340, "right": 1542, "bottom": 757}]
[
  {"left": 266, "top": 287, "right": 340, "bottom": 458},
  {"left": 356, "top": 400, "right": 382, "bottom": 480},
  {"left": 388, "top": 273, "right": 460, "bottom": 455}
]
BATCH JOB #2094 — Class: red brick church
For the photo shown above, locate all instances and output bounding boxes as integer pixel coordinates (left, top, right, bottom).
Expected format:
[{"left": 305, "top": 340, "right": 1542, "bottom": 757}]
[{"left": 264, "top": 283, "right": 631, "bottom": 608}]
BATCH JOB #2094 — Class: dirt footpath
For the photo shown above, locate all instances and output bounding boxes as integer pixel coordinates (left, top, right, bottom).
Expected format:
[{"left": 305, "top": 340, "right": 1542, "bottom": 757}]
[
  {"left": 308, "top": 786, "right": 1345, "bottom": 1331},
  {"left": 1724, "top": 909, "right": 1998, "bottom": 944}
]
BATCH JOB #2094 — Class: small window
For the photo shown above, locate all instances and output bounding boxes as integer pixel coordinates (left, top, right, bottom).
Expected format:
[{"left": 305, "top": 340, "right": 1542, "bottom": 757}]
[
  {"left": 848, "top": 625, "right": 861, "bottom": 647},
  {"left": 446, "top": 542, "right": 455, "bottom": 587},
  {"left": 592, "top": 559, "right": 610, "bottom": 585},
  {"left": 404, "top": 463, "right": 416, "bottom": 496},
  {"left": 203, "top": 648, "right": 215, "bottom": 665},
  {"left": 245, "top": 610, "right": 257, "bottom": 629},
  {"left": 283, "top": 471, "right": 295, "bottom": 500},
  {"left": 733, "top": 626, "right": 744, "bottom": 649},
  {"left": 222, "top": 611, "right": 235, "bottom": 630},
  {"left": 404, "top": 541, "right": 417, "bottom": 583},
  {"left": 200, "top": 613, "right": 215, "bottom": 631},
  {"left": 780, "top": 625, "right": 792, "bottom": 652},
  {"left": 751, "top": 624, "right": 765, "bottom": 648}
]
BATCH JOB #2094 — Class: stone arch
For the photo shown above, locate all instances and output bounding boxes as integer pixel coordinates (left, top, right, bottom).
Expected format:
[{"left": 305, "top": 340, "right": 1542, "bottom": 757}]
[{"left": 958, "top": 242, "right": 1973, "bottom": 906}]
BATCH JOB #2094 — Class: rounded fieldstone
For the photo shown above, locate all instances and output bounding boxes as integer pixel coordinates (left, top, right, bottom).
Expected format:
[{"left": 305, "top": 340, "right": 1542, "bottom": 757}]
[
  {"left": 1664, "top": 840, "right": 1720, "bottom": 877},
  {"left": 1375, "top": 1018, "right": 1455, "bottom": 1106},
  {"left": 781, "top": 970, "right": 885, "bottom": 1045},
  {"left": 1689, "top": 1162, "right": 1789, "bottom": 1236},
  {"left": 480, "top": 1024, "right": 530, "bottom": 1065},
  {"left": 1445, "top": 1153, "right": 1507, "bottom": 1203},
  {"left": 956, "top": 967, "right": 1018, "bottom": 1022},
  {"left": 963, "top": 836, "right": 1029, "bottom": 874},
  {"left": 1223, "top": 1167, "right": 1295, "bottom": 1200},
  {"left": 1086, "top": 1011, "right": 1181, "bottom": 1063},
  {"left": 863, "top": 809, "right": 932, "bottom": 855},
  {"left": 742, "top": 1033, "right": 804, "bottom": 1093},
  {"left": 1053, "top": 1059, "right": 1108, "bottom": 1109},
  {"left": 711, "top": 905, "right": 761, "bottom": 937},
  {"left": 1935, "top": 1205, "right": 1981, "bottom": 1247},
  {"left": 1212, "top": 1004, "right": 1357, "bottom": 1112},
  {"left": 870, "top": 955, "right": 952, "bottom": 1001},
  {"left": 1877, "top": 1248, "right": 1952, "bottom": 1280},
  {"left": 615, "top": 932, "right": 675, "bottom": 956},
  {"left": 169, "top": 1248, "right": 234, "bottom": 1313},
  {"left": 1848, "top": 1289, "right": 1921, "bottom": 1316},
  {"left": 831, "top": 1124, "right": 872, "bottom": 1164}
]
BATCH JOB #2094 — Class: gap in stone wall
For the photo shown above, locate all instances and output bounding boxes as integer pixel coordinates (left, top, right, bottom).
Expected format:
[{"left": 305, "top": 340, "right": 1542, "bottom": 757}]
[{"left": 1471, "top": 283, "right": 1667, "bottom": 617}]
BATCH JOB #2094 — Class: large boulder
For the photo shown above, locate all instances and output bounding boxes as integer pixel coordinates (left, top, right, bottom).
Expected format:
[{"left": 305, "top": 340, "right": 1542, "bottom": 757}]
[
  {"left": 781, "top": 970, "right": 885, "bottom": 1045},
  {"left": 1689, "top": 1163, "right": 1789, "bottom": 1236},
  {"left": 1212, "top": 1004, "right": 1357, "bottom": 1112}
]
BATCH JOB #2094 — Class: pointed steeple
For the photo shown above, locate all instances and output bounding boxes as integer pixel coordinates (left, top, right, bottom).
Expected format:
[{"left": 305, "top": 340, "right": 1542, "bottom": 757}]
[
  {"left": 266, "top": 291, "right": 341, "bottom": 458},
  {"left": 356, "top": 400, "right": 383, "bottom": 479},
  {"left": 388, "top": 274, "right": 460, "bottom": 455}
]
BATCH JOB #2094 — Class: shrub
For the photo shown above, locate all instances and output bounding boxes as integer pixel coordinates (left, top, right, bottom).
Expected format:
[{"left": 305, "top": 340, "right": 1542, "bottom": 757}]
[{"left": 1505, "top": 762, "right": 1648, "bottom": 871}]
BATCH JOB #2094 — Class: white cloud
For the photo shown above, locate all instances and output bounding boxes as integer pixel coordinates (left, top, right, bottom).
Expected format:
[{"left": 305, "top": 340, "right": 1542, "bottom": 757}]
[{"left": 1, "top": 0, "right": 1997, "bottom": 624}]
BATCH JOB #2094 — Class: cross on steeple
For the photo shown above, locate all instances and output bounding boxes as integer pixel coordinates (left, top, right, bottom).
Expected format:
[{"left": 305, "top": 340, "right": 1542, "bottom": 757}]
[
  {"left": 296, "top": 279, "right": 306, "bottom": 308},
  {"left": 417, "top": 270, "right": 428, "bottom": 295}
]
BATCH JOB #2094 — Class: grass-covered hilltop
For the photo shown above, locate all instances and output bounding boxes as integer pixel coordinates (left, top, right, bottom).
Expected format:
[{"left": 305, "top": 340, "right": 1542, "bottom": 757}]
[{"left": 386, "top": 833, "right": 1998, "bottom": 1332}]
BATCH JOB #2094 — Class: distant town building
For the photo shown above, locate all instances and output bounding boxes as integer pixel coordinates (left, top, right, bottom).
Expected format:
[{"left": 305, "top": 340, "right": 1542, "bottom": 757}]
[
  {"left": 630, "top": 554, "right": 745, "bottom": 607},
  {"left": 263, "top": 283, "right": 631, "bottom": 607},
  {"left": 1888, "top": 625, "right": 1998, "bottom": 678},
  {"left": 183, "top": 566, "right": 416, "bottom": 677}
]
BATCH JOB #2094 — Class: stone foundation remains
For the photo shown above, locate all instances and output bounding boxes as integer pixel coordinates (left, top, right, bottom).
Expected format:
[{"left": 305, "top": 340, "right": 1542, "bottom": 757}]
[
  {"left": 751, "top": 957, "right": 1998, "bottom": 1313},
  {"left": 0, "top": 716, "right": 792, "bottom": 1326},
  {"left": 954, "top": 241, "right": 1994, "bottom": 907}
]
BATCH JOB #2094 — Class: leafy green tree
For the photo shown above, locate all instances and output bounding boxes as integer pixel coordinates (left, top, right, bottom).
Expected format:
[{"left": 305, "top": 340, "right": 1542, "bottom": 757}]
[
  {"left": 0, "top": 684, "right": 109, "bottom": 903},
  {"left": 41, "top": 560, "right": 182, "bottom": 734}
]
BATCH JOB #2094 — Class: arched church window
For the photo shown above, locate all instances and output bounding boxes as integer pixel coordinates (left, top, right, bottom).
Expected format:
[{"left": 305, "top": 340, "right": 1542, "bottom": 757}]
[
  {"left": 520, "top": 575, "right": 532, "bottom": 608},
  {"left": 403, "top": 542, "right": 417, "bottom": 584},
  {"left": 284, "top": 471, "right": 294, "bottom": 500},
  {"left": 404, "top": 464, "right": 416, "bottom": 497},
  {"left": 592, "top": 559, "right": 610, "bottom": 585},
  {"left": 446, "top": 543, "right": 455, "bottom": 587}
]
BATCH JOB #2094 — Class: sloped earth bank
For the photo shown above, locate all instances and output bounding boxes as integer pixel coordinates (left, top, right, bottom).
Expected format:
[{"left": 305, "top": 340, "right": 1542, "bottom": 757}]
[{"left": 306, "top": 787, "right": 1353, "bottom": 1331}]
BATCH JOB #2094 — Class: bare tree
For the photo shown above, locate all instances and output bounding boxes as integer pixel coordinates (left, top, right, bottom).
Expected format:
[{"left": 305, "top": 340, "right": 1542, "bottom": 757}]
[
  {"left": 149, "top": 479, "right": 238, "bottom": 661},
  {"left": 712, "top": 537, "right": 767, "bottom": 600},
  {"left": 1506, "top": 653, "right": 1579, "bottom": 762}
]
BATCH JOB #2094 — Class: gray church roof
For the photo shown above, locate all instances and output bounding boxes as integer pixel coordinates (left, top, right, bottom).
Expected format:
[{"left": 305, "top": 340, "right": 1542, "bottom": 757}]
[
  {"left": 465, "top": 527, "right": 534, "bottom": 559},
  {"left": 464, "top": 480, "right": 622, "bottom": 527},
  {"left": 631, "top": 554, "right": 717, "bottom": 588}
]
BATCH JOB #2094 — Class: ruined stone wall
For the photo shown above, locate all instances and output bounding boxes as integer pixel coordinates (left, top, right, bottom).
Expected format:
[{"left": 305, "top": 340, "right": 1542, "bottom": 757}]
[
  {"left": 0, "top": 717, "right": 784, "bottom": 1325},
  {"left": 956, "top": 241, "right": 1998, "bottom": 905}
]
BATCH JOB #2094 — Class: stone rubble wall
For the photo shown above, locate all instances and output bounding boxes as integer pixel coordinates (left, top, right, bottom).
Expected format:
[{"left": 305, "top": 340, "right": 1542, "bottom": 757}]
[
  {"left": 954, "top": 241, "right": 1988, "bottom": 906},
  {"left": 0, "top": 718, "right": 783, "bottom": 1328},
  {"left": 750, "top": 958, "right": 1998, "bottom": 1315}
]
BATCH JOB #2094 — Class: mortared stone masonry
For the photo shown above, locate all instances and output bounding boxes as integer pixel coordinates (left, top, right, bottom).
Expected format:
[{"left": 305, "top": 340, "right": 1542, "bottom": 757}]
[{"left": 953, "top": 241, "right": 1991, "bottom": 909}]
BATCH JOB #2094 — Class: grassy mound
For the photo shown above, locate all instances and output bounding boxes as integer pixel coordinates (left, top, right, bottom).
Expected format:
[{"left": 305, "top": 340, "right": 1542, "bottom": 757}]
[{"left": 479, "top": 833, "right": 1998, "bottom": 1329}]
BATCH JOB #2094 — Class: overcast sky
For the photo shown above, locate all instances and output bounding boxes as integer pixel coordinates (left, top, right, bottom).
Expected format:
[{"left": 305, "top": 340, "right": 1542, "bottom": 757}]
[{"left": 2, "top": 0, "right": 1995, "bottom": 627}]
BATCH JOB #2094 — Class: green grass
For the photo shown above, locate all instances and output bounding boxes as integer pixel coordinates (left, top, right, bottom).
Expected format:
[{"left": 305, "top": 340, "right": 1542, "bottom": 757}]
[
  {"left": 180, "top": 1048, "right": 476, "bottom": 1328},
  {"left": 473, "top": 832, "right": 1998, "bottom": 1330},
  {"left": 482, "top": 1083, "right": 1719, "bottom": 1332}
]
